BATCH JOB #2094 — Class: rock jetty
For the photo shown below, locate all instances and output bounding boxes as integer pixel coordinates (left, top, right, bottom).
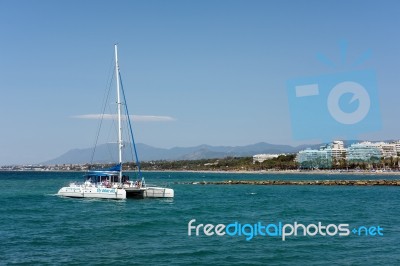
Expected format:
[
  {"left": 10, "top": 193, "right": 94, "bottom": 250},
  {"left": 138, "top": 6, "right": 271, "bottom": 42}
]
[{"left": 186, "top": 180, "right": 400, "bottom": 186}]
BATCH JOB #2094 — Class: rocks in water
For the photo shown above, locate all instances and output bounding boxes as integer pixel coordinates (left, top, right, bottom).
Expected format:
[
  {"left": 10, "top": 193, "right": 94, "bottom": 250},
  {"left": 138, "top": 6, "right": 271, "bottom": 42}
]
[{"left": 191, "top": 180, "right": 400, "bottom": 186}]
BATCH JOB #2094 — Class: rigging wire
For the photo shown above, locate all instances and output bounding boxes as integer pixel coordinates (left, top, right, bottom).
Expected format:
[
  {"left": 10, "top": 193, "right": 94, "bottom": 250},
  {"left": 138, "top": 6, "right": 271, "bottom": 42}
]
[
  {"left": 119, "top": 71, "right": 142, "bottom": 179},
  {"left": 89, "top": 55, "right": 115, "bottom": 166},
  {"left": 124, "top": 115, "right": 136, "bottom": 165}
]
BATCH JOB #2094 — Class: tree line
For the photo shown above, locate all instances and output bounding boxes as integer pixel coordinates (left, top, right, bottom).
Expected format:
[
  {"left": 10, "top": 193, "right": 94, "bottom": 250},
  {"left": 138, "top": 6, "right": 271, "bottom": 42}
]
[{"left": 124, "top": 154, "right": 298, "bottom": 171}]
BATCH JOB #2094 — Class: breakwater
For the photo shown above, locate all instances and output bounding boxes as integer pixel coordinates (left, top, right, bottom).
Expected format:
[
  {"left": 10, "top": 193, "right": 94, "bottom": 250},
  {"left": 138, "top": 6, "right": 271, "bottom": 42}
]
[{"left": 184, "top": 180, "right": 400, "bottom": 186}]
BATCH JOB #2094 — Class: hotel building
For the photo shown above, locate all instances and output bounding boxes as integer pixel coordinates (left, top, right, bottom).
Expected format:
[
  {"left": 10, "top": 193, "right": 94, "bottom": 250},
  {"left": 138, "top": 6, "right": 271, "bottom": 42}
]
[{"left": 297, "top": 140, "right": 398, "bottom": 168}]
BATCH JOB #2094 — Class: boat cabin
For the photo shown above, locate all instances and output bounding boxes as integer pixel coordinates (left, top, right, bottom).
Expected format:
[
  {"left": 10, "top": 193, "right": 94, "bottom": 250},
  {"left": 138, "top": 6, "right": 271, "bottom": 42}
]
[{"left": 85, "top": 171, "right": 130, "bottom": 184}]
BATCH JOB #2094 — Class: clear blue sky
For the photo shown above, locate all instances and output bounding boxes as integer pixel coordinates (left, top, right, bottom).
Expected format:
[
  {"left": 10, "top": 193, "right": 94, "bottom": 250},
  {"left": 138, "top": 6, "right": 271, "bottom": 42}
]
[{"left": 1, "top": 0, "right": 399, "bottom": 165}]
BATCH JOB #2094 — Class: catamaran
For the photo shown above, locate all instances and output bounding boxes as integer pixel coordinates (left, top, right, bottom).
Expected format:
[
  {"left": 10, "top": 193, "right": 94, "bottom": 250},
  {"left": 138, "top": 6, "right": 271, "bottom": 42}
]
[{"left": 58, "top": 44, "right": 174, "bottom": 199}]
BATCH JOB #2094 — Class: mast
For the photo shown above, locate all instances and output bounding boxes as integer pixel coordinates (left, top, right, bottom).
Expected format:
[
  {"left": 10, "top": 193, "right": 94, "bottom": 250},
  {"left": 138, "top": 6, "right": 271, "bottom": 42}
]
[{"left": 115, "top": 44, "right": 123, "bottom": 183}]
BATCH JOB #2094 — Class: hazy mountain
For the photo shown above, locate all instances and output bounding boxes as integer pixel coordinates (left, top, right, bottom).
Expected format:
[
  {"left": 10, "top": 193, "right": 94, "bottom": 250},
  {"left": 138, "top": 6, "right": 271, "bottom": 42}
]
[
  {"left": 42, "top": 142, "right": 313, "bottom": 165},
  {"left": 43, "top": 140, "right": 375, "bottom": 165}
]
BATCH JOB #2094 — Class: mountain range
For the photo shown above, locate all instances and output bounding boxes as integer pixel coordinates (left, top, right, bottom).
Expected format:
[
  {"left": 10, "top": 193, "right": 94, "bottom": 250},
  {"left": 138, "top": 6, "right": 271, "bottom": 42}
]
[{"left": 42, "top": 142, "right": 325, "bottom": 165}]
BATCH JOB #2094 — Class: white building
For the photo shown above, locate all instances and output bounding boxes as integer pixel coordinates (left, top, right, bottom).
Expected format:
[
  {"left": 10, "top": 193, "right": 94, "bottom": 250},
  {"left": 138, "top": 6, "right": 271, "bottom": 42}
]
[
  {"left": 296, "top": 148, "right": 331, "bottom": 168},
  {"left": 391, "top": 140, "right": 400, "bottom": 155},
  {"left": 253, "top": 154, "right": 281, "bottom": 163},
  {"left": 297, "top": 140, "right": 398, "bottom": 167},
  {"left": 326, "top": 140, "right": 347, "bottom": 160},
  {"left": 375, "top": 142, "right": 397, "bottom": 158},
  {"left": 296, "top": 140, "right": 345, "bottom": 168},
  {"left": 346, "top": 142, "right": 382, "bottom": 162}
]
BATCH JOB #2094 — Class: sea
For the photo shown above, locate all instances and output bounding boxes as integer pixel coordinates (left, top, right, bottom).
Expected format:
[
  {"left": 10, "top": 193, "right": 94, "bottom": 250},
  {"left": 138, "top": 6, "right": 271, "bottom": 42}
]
[{"left": 0, "top": 171, "right": 399, "bottom": 265}]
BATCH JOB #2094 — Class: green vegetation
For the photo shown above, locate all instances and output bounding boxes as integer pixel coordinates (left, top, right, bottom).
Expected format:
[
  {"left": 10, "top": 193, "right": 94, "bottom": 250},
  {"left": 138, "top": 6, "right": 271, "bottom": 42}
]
[
  {"left": 125, "top": 154, "right": 299, "bottom": 171},
  {"left": 83, "top": 155, "right": 298, "bottom": 172}
]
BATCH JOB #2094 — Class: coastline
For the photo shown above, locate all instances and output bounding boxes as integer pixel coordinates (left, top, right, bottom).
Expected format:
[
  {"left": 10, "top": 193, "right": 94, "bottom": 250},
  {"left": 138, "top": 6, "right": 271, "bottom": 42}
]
[
  {"left": 141, "top": 169, "right": 400, "bottom": 175},
  {"left": 2, "top": 169, "right": 400, "bottom": 175}
]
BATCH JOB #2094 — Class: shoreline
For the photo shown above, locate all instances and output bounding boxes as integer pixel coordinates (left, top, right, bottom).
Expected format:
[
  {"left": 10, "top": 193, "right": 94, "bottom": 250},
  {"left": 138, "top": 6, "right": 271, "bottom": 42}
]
[
  {"left": 2, "top": 169, "right": 400, "bottom": 175},
  {"left": 141, "top": 169, "right": 400, "bottom": 175}
]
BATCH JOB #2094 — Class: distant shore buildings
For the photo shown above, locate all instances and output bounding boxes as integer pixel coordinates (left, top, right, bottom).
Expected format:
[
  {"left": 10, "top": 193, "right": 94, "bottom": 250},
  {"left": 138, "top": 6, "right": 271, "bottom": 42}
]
[
  {"left": 296, "top": 140, "right": 400, "bottom": 169},
  {"left": 252, "top": 154, "right": 282, "bottom": 163},
  {"left": 2, "top": 140, "right": 400, "bottom": 171}
]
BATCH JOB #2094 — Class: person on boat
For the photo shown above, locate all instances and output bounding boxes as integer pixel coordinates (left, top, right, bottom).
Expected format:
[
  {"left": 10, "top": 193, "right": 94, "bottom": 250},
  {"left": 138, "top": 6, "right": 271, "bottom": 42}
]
[
  {"left": 84, "top": 177, "right": 92, "bottom": 187},
  {"left": 134, "top": 180, "right": 142, "bottom": 188},
  {"left": 102, "top": 178, "right": 110, "bottom": 188},
  {"left": 122, "top": 175, "right": 131, "bottom": 185}
]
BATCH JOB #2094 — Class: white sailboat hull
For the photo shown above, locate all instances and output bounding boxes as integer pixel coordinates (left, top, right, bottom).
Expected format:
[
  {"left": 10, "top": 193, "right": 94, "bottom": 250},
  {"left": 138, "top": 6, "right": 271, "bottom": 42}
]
[
  {"left": 58, "top": 185, "right": 126, "bottom": 200},
  {"left": 144, "top": 187, "right": 174, "bottom": 198},
  {"left": 124, "top": 186, "right": 174, "bottom": 198}
]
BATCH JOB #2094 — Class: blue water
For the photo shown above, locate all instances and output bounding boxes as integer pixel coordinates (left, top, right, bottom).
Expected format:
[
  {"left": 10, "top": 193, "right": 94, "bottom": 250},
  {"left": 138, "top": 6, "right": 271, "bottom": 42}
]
[{"left": 0, "top": 171, "right": 399, "bottom": 265}]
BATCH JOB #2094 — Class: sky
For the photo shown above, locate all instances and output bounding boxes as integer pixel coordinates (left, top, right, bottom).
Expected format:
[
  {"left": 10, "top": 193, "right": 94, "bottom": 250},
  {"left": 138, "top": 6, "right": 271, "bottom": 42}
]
[{"left": 1, "top": 0, "right": 400, "bottom": 165}]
